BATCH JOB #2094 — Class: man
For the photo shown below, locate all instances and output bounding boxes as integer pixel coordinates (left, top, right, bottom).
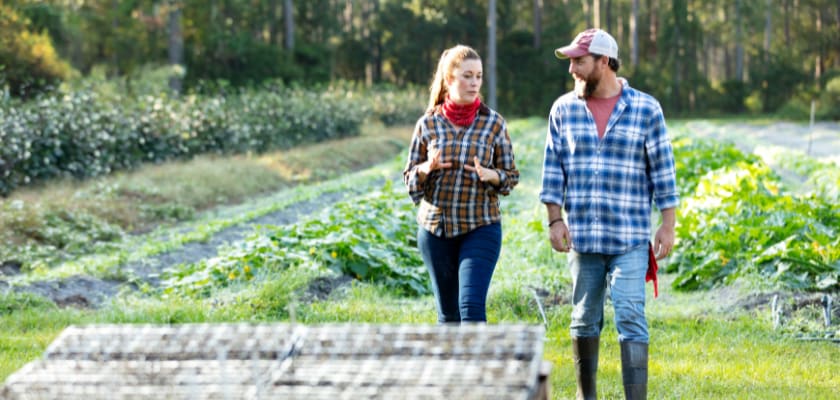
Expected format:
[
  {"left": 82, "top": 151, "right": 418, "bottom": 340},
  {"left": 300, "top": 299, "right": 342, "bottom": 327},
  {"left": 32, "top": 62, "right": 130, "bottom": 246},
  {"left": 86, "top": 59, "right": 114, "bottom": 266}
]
[{"left": 539, "top": 28, "right": 679, "bottom": 400}]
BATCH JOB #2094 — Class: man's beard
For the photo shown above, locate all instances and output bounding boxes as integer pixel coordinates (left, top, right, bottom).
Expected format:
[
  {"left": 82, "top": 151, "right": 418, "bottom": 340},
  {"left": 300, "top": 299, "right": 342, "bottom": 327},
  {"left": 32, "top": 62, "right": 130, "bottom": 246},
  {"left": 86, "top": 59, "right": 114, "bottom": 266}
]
[{"left": 575, "top": 76, "right": 600, "bottom": 99}]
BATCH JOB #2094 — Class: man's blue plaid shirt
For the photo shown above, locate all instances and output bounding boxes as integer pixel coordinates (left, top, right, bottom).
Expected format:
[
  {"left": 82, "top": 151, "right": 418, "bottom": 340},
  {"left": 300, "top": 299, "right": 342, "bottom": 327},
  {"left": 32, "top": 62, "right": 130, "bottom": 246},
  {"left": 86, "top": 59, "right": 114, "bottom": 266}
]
[{"left": 539, "top": 80, "right": 679, "bottom": 254}]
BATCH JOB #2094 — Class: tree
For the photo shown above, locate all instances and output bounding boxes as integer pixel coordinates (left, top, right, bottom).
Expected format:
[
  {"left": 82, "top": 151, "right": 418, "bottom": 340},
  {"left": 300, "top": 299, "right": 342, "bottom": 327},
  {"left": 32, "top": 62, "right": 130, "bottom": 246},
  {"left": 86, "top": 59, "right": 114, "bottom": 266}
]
[
  {"left": 487, "top": 0, "right": 497, "bottom": 109},
  {"left": 168, "top": 0, "right": 184, "bottom": 95},
  {"left": 533, "top": 0, "right": 542, "bottom": 49},
  {"left": 284, "top": 0, "right": 294, "bottom": 50},
  {"left": 0, "top": 4, "right": 72, "bottom": 98},
  {"left": 631, "top": 0, "right": 639, "bottom": 67}
]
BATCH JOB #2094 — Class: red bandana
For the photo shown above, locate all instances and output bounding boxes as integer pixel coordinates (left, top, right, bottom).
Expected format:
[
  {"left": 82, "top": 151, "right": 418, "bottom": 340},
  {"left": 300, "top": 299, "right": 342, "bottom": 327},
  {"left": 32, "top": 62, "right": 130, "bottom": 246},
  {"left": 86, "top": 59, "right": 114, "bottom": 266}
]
[{"left": 442, "top": 96, "right": 481, "bottom": 127}]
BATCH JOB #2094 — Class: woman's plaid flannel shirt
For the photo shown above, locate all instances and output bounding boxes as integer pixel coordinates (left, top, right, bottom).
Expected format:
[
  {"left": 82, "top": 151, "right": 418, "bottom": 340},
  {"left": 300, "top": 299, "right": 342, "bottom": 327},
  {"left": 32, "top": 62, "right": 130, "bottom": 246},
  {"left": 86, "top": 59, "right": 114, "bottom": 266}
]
[{"left": 404, "top": 104, "right": 519, "bottom": 238}]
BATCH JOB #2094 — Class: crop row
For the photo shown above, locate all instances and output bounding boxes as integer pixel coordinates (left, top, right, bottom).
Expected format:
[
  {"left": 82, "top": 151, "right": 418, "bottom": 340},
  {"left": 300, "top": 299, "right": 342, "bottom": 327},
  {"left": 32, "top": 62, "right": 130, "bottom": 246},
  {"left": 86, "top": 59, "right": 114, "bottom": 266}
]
[{"left": 0, "top": 84, "right": 424, "bottom": 196}]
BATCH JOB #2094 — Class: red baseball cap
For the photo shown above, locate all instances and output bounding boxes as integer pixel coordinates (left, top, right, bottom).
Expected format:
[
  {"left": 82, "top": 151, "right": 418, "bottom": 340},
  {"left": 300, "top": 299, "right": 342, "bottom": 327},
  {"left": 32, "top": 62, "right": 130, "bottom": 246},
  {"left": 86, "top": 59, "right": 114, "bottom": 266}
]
[{"left": 555, "top": 28, "right": 619, "bottom": 59}]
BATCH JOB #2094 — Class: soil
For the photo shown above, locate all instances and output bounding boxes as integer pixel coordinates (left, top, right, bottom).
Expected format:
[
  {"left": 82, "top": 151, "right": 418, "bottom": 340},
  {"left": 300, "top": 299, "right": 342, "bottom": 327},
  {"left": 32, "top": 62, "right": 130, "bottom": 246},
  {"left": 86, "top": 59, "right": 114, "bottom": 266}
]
[
  {"left": 2, "top": 177, "right": 391, "bottom": 308},
  {"left": 3, "top": 120, "right": 839, "bottom": 310}
]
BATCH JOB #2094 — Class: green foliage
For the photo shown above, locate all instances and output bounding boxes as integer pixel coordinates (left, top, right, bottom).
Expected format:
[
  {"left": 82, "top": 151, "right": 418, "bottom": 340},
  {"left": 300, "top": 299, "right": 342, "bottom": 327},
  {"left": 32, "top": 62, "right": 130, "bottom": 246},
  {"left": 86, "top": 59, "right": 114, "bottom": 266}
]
[
  {"left": 769, "top": 150, "right": 840, "bottom": 201},
  {"left": 749, "top": 53, "right": 809, "bottom": 113},
  {"left": 717, "top": 80, "right": 749, "bottom": 114},
  {"left": 185, "top": 33, "right": 303, "bottom": 87},
  {"left": 817, "top": 74, "right": 840, "bottom": 120},
  {"left": 0, "top": 84, "right": 370, "bottom": 195},
  {"left": 0, "top": 291, "right": 56, "bottom": 316},
  {"left": 497, "top": 30, "right": 571, "bottom": 117},
  {"left": 366, "top": 84, "right": 425, "bottom": 126},
  {"left": 670, "top": 138, "right": 840, "bottom": 291},
  {"left": 161, "top": 181, "right": 428, "bottom": 297},
  {"left": 0, "top": 5, "right": 73, "bottom": 98}
]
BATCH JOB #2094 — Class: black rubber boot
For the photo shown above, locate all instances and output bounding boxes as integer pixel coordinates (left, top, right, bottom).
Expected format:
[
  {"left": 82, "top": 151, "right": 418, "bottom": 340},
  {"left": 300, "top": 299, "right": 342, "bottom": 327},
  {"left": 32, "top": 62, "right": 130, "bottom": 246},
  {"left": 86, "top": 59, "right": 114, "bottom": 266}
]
[
  {"left": 572, "top": 336, "right": 599, "bottom": 400},
  {"left": 620, "top": 341, "right": 648, "bottom": 400}
]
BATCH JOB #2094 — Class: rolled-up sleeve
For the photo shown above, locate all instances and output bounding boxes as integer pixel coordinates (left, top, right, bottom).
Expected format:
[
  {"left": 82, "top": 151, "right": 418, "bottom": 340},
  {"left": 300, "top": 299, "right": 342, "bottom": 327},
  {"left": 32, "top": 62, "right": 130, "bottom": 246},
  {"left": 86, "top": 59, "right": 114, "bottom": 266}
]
[
  {"left": 539, "top": 109, "right": 566, "bottom": 207},
  {"left": 403, "top": 121, "right": 427, "bottom": 205},
  {"left": 645, "top": 104, "right": 679, "bottom": 210},
  {"left": 492, "top": 120, "right": 519, "bottom": 196}
]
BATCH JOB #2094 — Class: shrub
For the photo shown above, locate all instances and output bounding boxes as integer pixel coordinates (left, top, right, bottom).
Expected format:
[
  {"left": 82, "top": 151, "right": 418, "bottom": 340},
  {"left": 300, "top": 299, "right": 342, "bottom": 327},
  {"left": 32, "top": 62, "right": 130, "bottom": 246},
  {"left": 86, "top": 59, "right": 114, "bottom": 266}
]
[
  {"left": 0, "top": 86, "right": 369, "bottom": 196},
  {"left": 0, "top": 5, "right": 73, "bottom": 98}
]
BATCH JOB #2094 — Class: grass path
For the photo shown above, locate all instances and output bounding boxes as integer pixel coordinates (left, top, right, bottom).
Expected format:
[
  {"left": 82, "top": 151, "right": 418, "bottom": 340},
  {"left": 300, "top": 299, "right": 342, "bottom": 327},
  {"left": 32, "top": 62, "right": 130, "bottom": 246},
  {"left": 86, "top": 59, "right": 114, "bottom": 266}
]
[{"left": 494, "top": 118, "right": 839, "bottom": 399}]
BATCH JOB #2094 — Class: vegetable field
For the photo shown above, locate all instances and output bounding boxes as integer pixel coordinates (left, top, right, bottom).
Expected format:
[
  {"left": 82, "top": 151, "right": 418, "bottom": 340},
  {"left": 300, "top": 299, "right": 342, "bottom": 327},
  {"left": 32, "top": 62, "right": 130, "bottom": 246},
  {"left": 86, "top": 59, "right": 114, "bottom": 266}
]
[{"left": 1, "top": 118, "right": 839, "bottom": 399}]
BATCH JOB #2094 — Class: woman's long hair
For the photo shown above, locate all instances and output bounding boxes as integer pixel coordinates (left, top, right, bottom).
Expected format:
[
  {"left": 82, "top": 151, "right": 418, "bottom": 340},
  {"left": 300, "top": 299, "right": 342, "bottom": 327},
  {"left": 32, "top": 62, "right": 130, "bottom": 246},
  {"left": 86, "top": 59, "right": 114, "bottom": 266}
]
[{"left": 426, "top": 45, "right": 481, "bottom": 112}]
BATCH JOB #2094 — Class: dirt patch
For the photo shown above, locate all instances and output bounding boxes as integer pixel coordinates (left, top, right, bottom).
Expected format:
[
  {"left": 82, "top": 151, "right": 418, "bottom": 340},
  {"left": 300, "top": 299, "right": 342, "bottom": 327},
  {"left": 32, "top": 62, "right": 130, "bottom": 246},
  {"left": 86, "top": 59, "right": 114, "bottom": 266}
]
[
  {"left": 302, "top": 275, "right": 355, "bottom": 303},
  {"left": 0, "top": 260, "right": 22, "bottom": 276},
  {"left": 20, "top": 276, "right": 122, "bottom": 308},
  {"left": 10, "top": 178, "right": 389, "bottom": 308}
]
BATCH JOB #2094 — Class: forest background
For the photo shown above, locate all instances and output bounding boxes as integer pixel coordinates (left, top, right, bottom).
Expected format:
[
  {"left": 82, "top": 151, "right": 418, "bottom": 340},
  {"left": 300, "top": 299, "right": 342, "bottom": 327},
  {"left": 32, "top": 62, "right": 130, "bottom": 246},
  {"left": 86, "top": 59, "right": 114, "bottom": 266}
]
[{"left": 4, "top": 0, "right": 840, "bottom": 119}]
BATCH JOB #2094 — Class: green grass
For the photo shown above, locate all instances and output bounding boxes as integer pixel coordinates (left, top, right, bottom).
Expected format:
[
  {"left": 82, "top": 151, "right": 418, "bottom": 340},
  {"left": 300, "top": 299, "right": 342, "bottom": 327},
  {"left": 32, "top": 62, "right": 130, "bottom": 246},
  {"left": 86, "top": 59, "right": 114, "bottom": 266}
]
[
  {"left": 2, "top": 118, "right": 838, "bottom": 399},
  {"left": 0, "top": 122, "right": 412, "bottom": 270}
]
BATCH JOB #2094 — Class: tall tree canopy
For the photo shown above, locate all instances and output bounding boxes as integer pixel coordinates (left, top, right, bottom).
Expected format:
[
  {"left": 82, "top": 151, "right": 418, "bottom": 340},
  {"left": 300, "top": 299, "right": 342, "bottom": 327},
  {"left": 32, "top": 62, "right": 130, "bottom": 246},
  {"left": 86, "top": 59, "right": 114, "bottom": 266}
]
[{"left": 2, "top": 0, "right": 839, "bottom": 117}]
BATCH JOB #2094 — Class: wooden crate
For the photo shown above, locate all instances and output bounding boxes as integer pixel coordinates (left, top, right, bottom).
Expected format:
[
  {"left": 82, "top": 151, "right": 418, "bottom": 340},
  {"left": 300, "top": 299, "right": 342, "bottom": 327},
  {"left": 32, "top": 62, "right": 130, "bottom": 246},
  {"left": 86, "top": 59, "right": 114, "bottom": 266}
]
[{"left": 1, "top": 323, "right": 549, "bottom": 400}]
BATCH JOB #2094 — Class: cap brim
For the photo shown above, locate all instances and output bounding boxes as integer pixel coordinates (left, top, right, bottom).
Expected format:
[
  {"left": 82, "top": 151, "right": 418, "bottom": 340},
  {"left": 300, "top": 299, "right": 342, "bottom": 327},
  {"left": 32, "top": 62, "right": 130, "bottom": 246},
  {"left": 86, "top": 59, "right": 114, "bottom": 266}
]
[{"left": 554, "top": 46, "right": 589, "bottom": 59}]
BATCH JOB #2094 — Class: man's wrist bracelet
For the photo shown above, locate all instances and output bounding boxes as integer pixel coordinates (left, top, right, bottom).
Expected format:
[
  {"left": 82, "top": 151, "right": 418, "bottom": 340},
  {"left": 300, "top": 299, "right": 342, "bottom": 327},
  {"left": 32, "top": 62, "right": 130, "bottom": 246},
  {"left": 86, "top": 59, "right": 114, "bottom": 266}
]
[{"left": 549, "top": 218, "right": 564, "bottom": 227}]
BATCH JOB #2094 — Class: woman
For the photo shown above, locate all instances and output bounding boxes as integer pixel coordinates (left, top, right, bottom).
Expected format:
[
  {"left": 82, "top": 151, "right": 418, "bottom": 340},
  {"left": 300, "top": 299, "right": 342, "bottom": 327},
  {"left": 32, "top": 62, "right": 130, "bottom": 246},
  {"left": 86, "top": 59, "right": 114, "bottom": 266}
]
[{"left": 403, "top": 44, "right": 519, "bottom": 323}]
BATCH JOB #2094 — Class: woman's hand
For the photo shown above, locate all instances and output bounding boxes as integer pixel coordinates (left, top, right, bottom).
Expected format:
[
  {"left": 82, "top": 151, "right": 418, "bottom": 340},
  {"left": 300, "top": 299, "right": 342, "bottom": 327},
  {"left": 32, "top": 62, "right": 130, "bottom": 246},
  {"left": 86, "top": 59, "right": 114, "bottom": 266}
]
[
  {"left": 418, "top": 149, "right": 452, "bottom": 179},
  {"left": 464, "top": 156, "right": 500, "bottom": 185}
]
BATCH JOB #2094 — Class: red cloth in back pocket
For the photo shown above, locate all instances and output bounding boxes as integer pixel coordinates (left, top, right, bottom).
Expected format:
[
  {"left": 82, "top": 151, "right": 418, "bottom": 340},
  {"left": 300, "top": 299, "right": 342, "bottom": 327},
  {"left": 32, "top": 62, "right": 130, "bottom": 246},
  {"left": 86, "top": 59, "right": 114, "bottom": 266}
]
[{"left": 647, "top": 243, "right": 659, "bottom": 298}]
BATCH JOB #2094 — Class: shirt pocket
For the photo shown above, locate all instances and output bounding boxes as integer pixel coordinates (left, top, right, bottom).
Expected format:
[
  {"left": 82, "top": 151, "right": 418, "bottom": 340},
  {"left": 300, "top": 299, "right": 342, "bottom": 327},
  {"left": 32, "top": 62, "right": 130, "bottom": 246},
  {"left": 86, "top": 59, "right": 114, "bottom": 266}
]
[
  {"left": 610, "top": 128, "right": 647, "bottom": 167},
  {"left": 428, "top": 137, "right": 457, "bottom": 168},
  {"left": 466, "top": 137, "right": 492, "bottom": 168}
]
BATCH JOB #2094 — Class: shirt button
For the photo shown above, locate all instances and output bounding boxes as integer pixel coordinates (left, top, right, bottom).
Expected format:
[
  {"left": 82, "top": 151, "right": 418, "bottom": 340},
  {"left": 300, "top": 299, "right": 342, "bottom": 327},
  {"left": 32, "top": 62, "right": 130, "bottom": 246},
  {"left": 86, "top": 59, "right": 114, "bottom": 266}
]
[{"left": 594, "top": 170, "right": 599, "bottom": 175}]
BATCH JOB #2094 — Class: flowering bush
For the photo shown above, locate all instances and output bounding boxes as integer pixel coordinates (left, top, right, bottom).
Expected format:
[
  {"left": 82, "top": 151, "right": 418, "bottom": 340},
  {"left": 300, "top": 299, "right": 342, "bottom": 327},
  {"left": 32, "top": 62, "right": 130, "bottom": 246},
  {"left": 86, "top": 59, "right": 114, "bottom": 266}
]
[{"left": 0, "top": 86, "right": 371, "bottom": 195}]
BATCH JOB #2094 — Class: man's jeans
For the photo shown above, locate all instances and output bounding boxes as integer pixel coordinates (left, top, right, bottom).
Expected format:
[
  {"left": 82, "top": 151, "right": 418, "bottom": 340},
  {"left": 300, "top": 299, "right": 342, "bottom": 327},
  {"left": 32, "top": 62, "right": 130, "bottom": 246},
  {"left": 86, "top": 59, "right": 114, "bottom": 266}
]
[
  {"left": 417, "top": 223, "right": 501, "bottom": 323},
  {"left": 568, "top": 243, "right": 649, "bottom": 342}
]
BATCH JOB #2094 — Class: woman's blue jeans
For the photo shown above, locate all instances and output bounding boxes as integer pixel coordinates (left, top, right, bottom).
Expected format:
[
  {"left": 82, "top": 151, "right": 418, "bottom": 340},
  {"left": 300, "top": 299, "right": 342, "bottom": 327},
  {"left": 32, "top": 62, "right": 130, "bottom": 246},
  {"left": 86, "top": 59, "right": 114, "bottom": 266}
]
[
  {"left": 568, "top": 243, "right": 649, "bottom": 342},
  {"left": 417, "top": 223, "right": 501, "bottom": 323}
]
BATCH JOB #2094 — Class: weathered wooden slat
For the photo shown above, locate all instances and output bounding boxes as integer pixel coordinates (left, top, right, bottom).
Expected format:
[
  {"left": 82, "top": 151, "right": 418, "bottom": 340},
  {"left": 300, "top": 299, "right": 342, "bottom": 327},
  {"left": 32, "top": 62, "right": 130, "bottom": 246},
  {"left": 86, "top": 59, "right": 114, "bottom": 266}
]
[{"left": 3, "top": 323, "right": 548, "bottom": 400}]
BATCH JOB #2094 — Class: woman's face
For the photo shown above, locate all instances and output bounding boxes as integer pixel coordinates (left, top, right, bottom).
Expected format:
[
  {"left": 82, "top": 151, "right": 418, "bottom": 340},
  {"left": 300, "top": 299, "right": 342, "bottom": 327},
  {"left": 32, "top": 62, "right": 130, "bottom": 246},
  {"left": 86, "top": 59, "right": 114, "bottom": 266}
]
[{"left": 446, "top": 59, "right": 482, "bottom": 104}]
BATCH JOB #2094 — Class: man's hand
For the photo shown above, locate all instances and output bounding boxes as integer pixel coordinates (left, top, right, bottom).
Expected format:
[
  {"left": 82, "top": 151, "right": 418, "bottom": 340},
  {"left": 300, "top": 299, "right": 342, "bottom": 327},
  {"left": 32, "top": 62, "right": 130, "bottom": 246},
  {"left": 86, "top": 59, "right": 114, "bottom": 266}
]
[
  {"left": 653, "top": 208, "right": 676, "bottom": 259},
  {"left": 549, "top": 220, "right": 572, "bottom": 253}
]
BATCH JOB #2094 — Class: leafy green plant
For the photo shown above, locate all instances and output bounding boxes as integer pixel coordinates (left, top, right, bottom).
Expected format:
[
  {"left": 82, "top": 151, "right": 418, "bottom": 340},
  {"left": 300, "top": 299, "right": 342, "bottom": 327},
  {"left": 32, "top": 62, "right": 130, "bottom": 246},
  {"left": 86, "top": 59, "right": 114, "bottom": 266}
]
[
  {"left": 670, "top": 139, "right": 840, "bottom": 291},
  {"left": 161, "top": 180, "right": 428, "bottom": 297}
]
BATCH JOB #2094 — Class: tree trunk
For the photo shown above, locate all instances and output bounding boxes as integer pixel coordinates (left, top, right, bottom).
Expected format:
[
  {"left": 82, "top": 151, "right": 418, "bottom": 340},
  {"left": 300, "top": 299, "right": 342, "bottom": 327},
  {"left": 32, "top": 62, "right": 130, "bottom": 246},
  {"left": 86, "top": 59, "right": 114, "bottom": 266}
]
[
  {"left": 593, "top": 0, "right": 600, "bottom": 28},
  {"left": 784, "top": 0, "right": 791, "bottom": 47},
  {"left": 735, "top": 0, "right": 744, "bottom": 82},
  {"left": 269, "top": 0, "right": 280, "bottom": 46},
  {"left": 764, "top": 0, "right": 772, "bottom": 60},
  {"left": 344, "top": 0, "right": 354, "bottom": 35},
  {"left": 648, "top": 0, "right": 658, "bottom": 59},
  {"left": 816, "top": 7, "right": 823, "bottom": 81},
  {"left": 111, "top": 0, "right": 119, "bottom": 77},
  {"left": 533, "top": 0, "right": 542, "bottom": 48},
  {"left": 374, "top": 0, "right": 382, "bottom": 83},
  {"left": 672, "top": 0, "right": 683, "bottom": 112},
  {"left": 605, "top": 0, "right": 612, "bottom": 33},
  {"left": 581, "top": 0, "right": 590, "bottom": 29},
  {"left": 487, "top": 0, "right": 498, "bottom": 110},
  {"left": 284, "top": 0, "right": 294, "bottom": 50},
  {"left": 631, "top": 0, "right": 639, "bottom": 66},
  {"left": 168, "top": 0, "right": 183, "bottom": 95}
]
